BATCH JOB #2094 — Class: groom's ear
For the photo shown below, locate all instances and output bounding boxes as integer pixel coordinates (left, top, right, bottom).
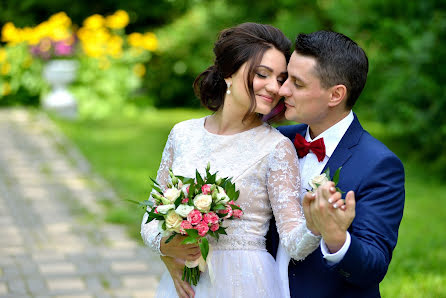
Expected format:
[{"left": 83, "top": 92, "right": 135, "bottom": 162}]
[{"left": 328, "top": 84, "right": 347, "bottom": 108}]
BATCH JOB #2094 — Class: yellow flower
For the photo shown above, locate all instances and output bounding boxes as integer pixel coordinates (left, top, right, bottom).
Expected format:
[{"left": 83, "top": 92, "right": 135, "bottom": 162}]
[
  {"left": 0, "top": 48, "right": 7, "bottom": 63},
  {"left": 105, "top": 10, "right": 130, "bottom": 29},
  {"left": 1, "top": 62, "right": 11, "bottom": 75},
  {"left": 1, "top": 22, "right": 19, "bottom": 44},
  {"left": 1, "top": 82, "right": 11, "bottom": 96},
  {"left": 107, "top": 35, "right": 123, "bottom": 58},
  {"left": 128, "top": 32, "right": 143, "bottom": 48},
  {"left": 133, "top": 63, "right": 146, "bottom": 77},
  {"left": 142, "top": 32, "right": 158, "bottom": 51},
  {"left": 83, "top": 14, "right": 106, "bottom": 29}
]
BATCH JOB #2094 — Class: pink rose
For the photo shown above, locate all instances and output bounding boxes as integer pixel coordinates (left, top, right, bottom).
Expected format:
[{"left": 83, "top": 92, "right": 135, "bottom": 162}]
[
  {"left": 182, "top": 197, "right": 189, "bottom": 204},
  {"left": 210, "top": 223, "right": 219, "bottom": 232},
  {"left": 187, "top": 209, "right": 203, "bottom": 225},
  {"left": 228, "top": 200, "right": 236, "bottom": 205},
  {"left": 201, "top": 184, "right": 212, "bottom": 195},
  {"left": 180, "top": 220, "right": 193, "bottom": 235},
  {"left": 218, "top": 205, "right": 233, "bottom": 219},
  {"left": 233, "top": 209, "right": 243, "bottom": 219},
  {"left": 154, "top": 207, "right": 159, "bottom": 214},
  {"left": 195, "top": 222, "right": 210, "bottom": 237},
  {"left": 203, "top": 212, "right": 219, "bottom": 225}
]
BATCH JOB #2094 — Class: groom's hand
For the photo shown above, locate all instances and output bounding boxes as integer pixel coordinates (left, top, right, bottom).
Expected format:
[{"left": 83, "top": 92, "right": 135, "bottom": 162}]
[
  {"left": 311, "top": 183, "right": 356, "bottom": 253},
  {"left": 161, "top": 256, "right": 195, "bottom": 298},
  {"left": 160, "top": 234, "right": 201, "bottom": 261}
]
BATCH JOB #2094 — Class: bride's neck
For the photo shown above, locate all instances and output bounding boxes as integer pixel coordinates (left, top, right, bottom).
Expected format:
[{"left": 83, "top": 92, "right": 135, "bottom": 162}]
[{"left": 206, "top": 106, "right": 262, "bottom": 135}]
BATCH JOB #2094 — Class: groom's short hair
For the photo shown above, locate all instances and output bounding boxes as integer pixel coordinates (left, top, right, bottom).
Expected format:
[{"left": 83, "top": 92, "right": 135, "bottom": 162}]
[{"left": 294, "top": 31, "right": 368, "bottom": 108}]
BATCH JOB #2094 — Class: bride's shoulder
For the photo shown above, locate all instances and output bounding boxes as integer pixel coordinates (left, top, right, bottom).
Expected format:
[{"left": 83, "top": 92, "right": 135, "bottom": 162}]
[
  {"left": 264, "top": 124, "right": 292, "bottom": 144},
  {"left": 171, "top": 117, "right": 206, "bottom": 132}
]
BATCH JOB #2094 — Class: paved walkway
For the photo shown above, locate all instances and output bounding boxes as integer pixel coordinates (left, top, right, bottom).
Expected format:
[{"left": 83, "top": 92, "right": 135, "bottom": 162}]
[{"left": 0, "top": 109, "right": 164, "bottom": 298}]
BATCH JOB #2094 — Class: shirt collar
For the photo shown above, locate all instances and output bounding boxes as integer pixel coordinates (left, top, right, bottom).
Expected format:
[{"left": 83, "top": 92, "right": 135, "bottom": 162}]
[{"left": 305, "top": 111, "right": 354, "bottom": 158}]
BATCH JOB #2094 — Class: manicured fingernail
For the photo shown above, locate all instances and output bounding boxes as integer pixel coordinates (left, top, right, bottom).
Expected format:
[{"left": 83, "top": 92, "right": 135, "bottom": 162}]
[
  {"left": 330, "top": 187, "right": 336, "bottom": 192},
  {"left": 341, "top": 205, "right": 346, "bottom": 210},
  {"left": 312, "top": 193, "right": 316, "bottom": 198},
  {"left": 333, "top": 203, "right": 338, "bottom": 208},
  {"left": 328, "top": 198, "right": 333, "bottom": 203}
]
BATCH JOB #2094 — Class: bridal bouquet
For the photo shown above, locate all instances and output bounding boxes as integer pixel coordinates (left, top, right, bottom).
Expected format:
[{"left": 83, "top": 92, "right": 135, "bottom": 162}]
[{"left": 138, "top": 163, "right": 243, "bottom": 285}]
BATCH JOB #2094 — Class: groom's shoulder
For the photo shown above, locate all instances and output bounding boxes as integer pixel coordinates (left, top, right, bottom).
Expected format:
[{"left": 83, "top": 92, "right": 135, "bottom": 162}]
[
  {"left": 276, "top": 123, "right": 307, "bottom": 140},
  {"left": 356, "top": 128, "right": 403, "bottom": 167}
]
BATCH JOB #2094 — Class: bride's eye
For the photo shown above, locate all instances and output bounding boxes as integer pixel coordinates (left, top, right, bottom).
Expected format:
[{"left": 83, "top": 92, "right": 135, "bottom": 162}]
[{"left": 256, "top": 72, "right": 268, "bottom": 79}]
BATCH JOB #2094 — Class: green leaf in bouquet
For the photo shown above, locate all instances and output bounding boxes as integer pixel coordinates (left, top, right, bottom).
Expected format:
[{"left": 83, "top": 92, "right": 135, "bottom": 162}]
[
  {"left": 174, "top": 193, "right": 184, "bottom": 208},
  {"left": 213, "top": 203, "right": 226, "bottom": 211},
  {"left": 150, "top": 184, "right": 163, "bottom": 195},
  {"left": 182, "top": 236, "right": 198, "bottom": 244},
  {"left": 162, "top": 221, "right": 167, "bottom": 231},
  {"left": 150, "top": 177, "right": 161, "bottom": 187},
  {"left": 207, "top": 173, "right": 217, "bottom": 184},
  {"left": 230, "top": 204, "right": 242, "bottom": 210},
  {"left": 199, "top": 237, "right": 209, "bottom": 261},
  {"left": 217, "top": 226, "right": 227, "bottom": 235},
  {"left": 196, "top": 170, "right": 204, "bottom": 186},
  {"left": 234, "top": 190, "right": 240, "bottom": 200},
  {"left": 185, "top": 228, "right": 199, "bottom": 238},
  {"left": 164, "top": 233, "right": 177, "bottom": 244},
  {"left": 188, "top": 183, "right": 196, "bottom": 198}
]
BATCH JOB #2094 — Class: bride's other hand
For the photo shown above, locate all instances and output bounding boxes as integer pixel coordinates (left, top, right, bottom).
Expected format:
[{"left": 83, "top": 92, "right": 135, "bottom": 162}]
[
  {"left": 160, "top": 234, "right": 201, "bottom": 261},
  {"left": 302, "top": 192, "right": 320, "bottom": 236},
  {"left": 161, "top": 256, "right": 195, "bottom": 298}
]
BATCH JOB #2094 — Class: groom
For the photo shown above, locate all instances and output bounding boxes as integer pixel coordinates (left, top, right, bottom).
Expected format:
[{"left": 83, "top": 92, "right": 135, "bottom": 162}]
[{"left": 267, "top": 30, "right": 405, "bottom": 297}]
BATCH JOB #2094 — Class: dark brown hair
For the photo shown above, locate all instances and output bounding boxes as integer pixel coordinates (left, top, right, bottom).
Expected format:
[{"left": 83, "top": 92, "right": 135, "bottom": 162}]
[
  {"left": 294, "top": 31, "right": 369, "bottom": 108},
  {"left": 193, "top": 22, "right": 291, "bottom": 120}
]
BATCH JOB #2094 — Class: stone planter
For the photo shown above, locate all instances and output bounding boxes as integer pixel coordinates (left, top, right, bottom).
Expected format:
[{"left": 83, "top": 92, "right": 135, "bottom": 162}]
[{"left": 42, "top": 59, "right": 78, "bottom": 119}]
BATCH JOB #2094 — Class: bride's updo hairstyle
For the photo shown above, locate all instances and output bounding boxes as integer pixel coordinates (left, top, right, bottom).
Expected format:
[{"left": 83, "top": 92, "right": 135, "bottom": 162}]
[{"left": 193, "top": 22, "right": 291, "bottom": 120}]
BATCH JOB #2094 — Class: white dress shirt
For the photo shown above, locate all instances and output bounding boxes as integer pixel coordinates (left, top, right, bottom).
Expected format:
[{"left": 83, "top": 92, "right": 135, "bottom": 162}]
[{"left": 276, "top": 111, "right": 354, "bottom": 296}]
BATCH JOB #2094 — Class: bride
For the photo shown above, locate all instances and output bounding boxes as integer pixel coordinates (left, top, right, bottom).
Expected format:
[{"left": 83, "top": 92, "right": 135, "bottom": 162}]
[{"left": 140, "top": 23, "right": 339, "bottom": 298}]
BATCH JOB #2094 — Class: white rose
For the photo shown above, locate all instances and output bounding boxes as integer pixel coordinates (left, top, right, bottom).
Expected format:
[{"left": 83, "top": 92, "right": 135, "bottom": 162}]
[
  {"left": 157, "top": 204, "right": 175, "bottom": 214},
  {"left": 215, "top": 192, "right": 230, "bottom": 204},
  {"left": 175, "top": 204, "right": 195, "bottom": 218},
  {"left": 163, "top": 188, "right": 182, "bottom": 203},
  {"left": 193, "top": 194, "right": 212, "bottom": 212},
  {"left": 165, "top": 210, "right": 182, "bottom": 233},
  {"left": 217, "top": 186, "right": 226, "bottom": 194},
  {"left": 181, "top": 184, "right": 190, "bottom": 196},
  {"left": 309, "top": 173, "right": 329, "bottom": 190}
]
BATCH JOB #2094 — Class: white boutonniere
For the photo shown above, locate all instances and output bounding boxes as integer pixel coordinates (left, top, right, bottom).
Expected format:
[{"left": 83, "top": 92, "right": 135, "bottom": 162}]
[{"left": 308, "top": 167, "right": 344, "bottom": 193}]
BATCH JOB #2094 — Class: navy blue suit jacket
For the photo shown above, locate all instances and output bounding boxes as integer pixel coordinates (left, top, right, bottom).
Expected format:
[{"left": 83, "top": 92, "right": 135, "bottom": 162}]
[{"left": 266, "top": 114, "right": 405, "bottom": 298}]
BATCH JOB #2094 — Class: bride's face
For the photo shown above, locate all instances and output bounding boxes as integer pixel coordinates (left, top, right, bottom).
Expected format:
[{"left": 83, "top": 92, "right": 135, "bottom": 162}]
[{"left": 229, "top": 47, "right": 287, "bottom": 115}]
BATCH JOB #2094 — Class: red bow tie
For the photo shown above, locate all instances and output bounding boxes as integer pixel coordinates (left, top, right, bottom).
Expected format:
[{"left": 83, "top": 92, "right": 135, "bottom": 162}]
[{"left": 293, "top": 133, "right": 326, "bottom": 162}]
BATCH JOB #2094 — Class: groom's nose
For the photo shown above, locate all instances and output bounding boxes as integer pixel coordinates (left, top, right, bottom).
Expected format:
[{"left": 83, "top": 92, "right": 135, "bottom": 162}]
[{"left": 279, "top": 79, "right": 292, "bottom": 98}]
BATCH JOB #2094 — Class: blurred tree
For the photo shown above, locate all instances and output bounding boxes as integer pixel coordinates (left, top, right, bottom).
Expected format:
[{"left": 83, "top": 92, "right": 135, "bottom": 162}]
[{"left": 0, "top": 0, "right": 192, "bottom": 30}]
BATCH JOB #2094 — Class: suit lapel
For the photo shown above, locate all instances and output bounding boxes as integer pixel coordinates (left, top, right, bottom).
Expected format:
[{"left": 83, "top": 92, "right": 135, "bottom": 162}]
[{"left": 322, "top": 114, "right": 364, "bottom": 178}]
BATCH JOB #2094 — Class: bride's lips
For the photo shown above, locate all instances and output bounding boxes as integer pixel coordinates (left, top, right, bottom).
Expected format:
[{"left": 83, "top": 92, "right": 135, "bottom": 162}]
[{"left": 258, "top": 94, "right": 274, "bottom": 103}]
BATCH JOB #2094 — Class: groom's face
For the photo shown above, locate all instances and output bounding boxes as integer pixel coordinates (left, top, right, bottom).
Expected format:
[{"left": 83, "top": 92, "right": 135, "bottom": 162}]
[{"left": 279, "top": 52, "right": 331, "bottom": 126}]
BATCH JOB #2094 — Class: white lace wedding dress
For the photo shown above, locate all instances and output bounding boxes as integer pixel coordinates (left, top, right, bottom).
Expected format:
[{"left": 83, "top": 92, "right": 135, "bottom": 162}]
[{"left": 141, "top": 117, "right": 320, "bottom": 298}]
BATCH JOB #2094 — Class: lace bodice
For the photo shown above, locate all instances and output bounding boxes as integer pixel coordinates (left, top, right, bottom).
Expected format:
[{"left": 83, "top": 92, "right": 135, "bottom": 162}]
[{"left": 141, "top": 117, "right": 320, "bottom": 260}]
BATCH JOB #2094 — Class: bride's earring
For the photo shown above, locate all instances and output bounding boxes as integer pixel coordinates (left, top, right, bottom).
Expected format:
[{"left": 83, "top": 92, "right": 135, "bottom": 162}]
[{"left": 226, "top": 82, "right": 231, "bottom": 95}]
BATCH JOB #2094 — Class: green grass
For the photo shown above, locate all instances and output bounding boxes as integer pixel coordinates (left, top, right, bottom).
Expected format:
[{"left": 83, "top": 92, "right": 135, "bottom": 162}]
[{"left": 53, "top": 108, "right": 445, "bottom": 297}]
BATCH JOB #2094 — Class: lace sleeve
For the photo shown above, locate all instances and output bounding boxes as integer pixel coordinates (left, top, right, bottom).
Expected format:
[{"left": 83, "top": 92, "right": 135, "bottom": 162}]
[
  {"left": 140, "top": 127, "right": 175, "bottom": 255},
  {"left": 267, "top": 138, "right": 321, "bottom": 261}
]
